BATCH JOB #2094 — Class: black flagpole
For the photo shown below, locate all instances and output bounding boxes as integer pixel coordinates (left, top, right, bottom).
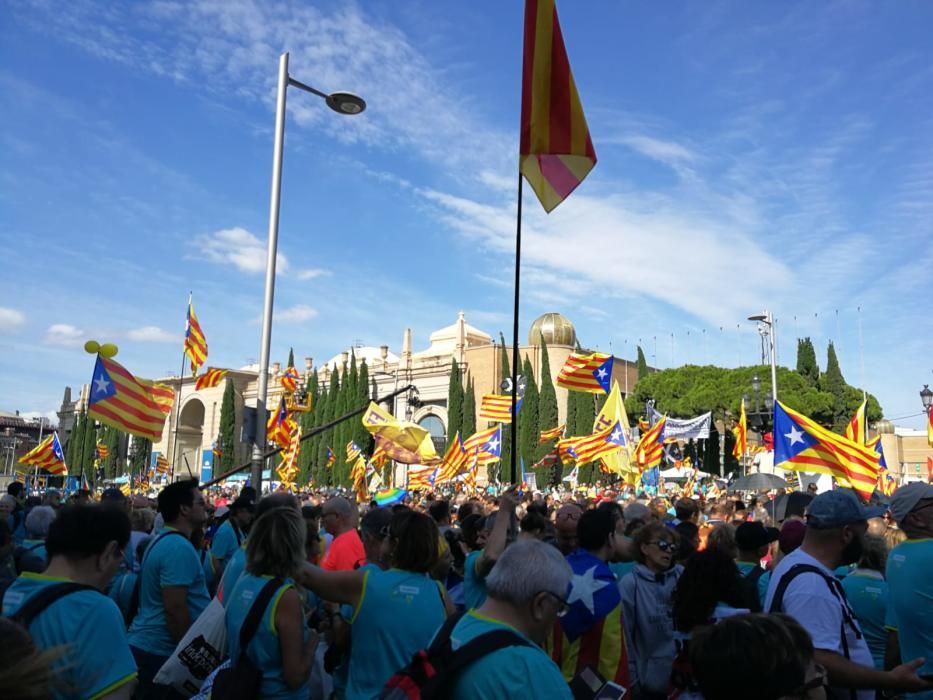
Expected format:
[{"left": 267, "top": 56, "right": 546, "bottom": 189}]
[{"left": 510, "top": 174, "right": 524, "bottom": 485}]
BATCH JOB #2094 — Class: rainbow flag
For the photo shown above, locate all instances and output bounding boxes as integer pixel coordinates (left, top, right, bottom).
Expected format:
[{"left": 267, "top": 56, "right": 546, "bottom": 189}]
[
  {"left": 520, "top": 0, "right": 596, "bottom": 212},
  {"left": 195, "top": 368, "right": 227, "bottom": 391},
  {"left": 374, "top": 488, "right": 407, "bottom": 507},
  {"left": 88, "top": 355, "right": 175, "bottom": 441}
]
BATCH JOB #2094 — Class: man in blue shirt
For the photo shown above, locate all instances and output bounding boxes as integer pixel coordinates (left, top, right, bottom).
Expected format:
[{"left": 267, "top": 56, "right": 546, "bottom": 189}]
[
  {"left": 885, "top": 482, "right": 933, "bottom": 699},
  {"left": 2, "top": 504, "right": 137, "bottom": 699},
  {"left": 463, "top": 490, "right": 518, "bottom": 610},
  {"left": 209, "top": 495, "right": 253, "bottom": 584},
  {"left": 128, "top": 479, "right": 209, "bottom": 697}
]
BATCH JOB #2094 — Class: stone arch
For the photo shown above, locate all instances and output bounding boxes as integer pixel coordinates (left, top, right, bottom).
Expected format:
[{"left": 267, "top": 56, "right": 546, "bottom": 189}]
[{"left": 174, "top": 397, "right": 205, "bottom": 478}]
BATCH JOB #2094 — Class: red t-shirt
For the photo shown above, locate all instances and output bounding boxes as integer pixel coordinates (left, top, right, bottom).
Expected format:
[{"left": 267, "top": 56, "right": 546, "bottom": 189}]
[{"left": 321, "top": 529, "right": 366, "bottom": 571}]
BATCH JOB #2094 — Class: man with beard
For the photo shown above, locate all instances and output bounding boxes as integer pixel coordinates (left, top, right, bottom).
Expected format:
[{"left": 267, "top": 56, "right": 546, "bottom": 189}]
[{"left": 765, "top": 490, "right": 932, "bottom": 699}]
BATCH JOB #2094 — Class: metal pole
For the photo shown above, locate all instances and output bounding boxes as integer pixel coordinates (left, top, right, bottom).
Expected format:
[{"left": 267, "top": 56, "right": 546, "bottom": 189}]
[
  {"left": 251, "top": 52, "right": 290, "bottom": 492},
  {"left": 509, "top": 174, "right": 524, "bottom": 485},
  {"left": 769, "top": 311, "right": 778, "bottom": 404},
  {"left": 171, "top": 294, "right": 191, "bottom": 482}
]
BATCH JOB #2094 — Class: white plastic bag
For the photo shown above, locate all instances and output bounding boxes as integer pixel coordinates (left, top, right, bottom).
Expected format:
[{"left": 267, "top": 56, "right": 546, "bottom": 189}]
[{"left": 154, "top": 596, "right": 228, "bottom": 697}]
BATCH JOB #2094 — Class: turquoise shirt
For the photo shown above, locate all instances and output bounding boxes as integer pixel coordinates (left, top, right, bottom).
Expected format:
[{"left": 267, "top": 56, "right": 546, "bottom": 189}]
[
  {"left": 758, "top": 570, "right": 771, "bottom": 609},
  {"left": 211, "top": 520, "right": 244, "bottom": 570},
  {"left": 334, "top": 563, "right": 379, "bottom": 697},
  {"left": 886, "top": 539, "right": 933, "bottom": 698},
  {"left": 218, "top": 544, "right": 247, "bottom": 603},
  {"left": 609, "top": 560, "right": 635, "bottom": 580},
  {"left": 225, "top": 574, "right": 308, "bottom": 700},
  {"left": 841, "top": 569, "right": 888, "bottom": 670},
  {"left": 108, "top": 571, "right": 138, "bottom": 622},
  {"left": 345, "top": 568, "right": 447, "bottom": 700},
  {"left": 463, "top": 550, "right": 487, "bottom": 610},
  {"left": 445, "top": 610, "right": 572, "bottom": 700},
  {"left": 127, "top": 527, "right": 210, "bottom": 657},
  {"left": 2, "top": 572, "right": 138, "bottom": 699}
]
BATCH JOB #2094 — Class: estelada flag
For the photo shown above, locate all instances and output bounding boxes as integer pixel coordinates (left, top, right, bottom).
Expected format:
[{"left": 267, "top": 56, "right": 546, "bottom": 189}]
[
  {"left": 18, "top": 432, "right": 67, "bottom": 475},
  {"left": 479, "top": 393, "right": 522, "bottom": 424},
  {"left": 556, "top": 352, "right": 613, "bottom": 394},
  {"left": 520, "top": 0, "right": 597, "bottom": 212},
  {"left": 88, "top": 355, "right": 175, "bottom": 441}
]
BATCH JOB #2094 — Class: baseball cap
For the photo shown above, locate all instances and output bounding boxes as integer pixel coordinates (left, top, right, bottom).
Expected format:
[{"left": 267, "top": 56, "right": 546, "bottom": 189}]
[
  {"left": 778, "top": 519, "right": 806, "bottom": 554},
  {"left": 889, "top": 482, "right": 933, "bottom": 526},
  {"left": 736, "top": 521, "right": 780, "bottom": 550},
  {"left": 229, "top": 496, "right": 255, "bottom": 513},
  {"left": 806, "top": 490, "right": 886, "bottom": 529}
]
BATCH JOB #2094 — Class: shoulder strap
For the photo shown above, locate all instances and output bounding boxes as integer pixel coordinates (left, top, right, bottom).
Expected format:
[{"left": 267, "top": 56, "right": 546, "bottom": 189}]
[
  {"left": 26, "top": 542, "right": 44, "bottom": 553},
  {"left": 10, "top": 582, "right": 98, "bottom": 628},
  {"left": 232, "top": 522, "right": 243, "bottom": 547},
  {"left": 744, "top": 565, "right": 765, "bottom": 583},
  {"left": 127, "top": 530, "right": 187, "bottom": 625},
  {"left": 237, "top": 577, "right": 285, "bottom": 663},
  {"left": 426, "top": 610, "right": 467, "bottom": 654},
  {"left": 768, "top": 564, "right": 828, "bottom": 614}
]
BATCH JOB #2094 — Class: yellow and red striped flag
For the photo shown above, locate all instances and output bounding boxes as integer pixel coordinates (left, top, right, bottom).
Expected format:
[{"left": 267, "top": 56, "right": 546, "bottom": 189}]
[
  {"left": 557, "top": 421, "right": 626, "bottom": 466},
  {"left": 845, "top": 400, "right": 867, "bottom": 444},
  {"left": 479, "top": 393, "right": 522, "bottom": 424},
  {"left": 325, "top": 447, "right": 336, "bottom": 468},
  {"left": 520, "top": 0, "right": 597, "bottom": 213},
  {"left": 18, "top": 433, "right": 67, "bottom": 475},
  {"left": 195, "top": 368, "right": 227, "bottom": 391},
  {"left": 436, "top": 433, "right": 470, "bottom": 484},
  {"left": 95, "top": 441, "right": 110, "bottom": 461},
  {"left": 155, "top": 453, "right": 170, "bottom": 474},
  {"left": 556, "top": 352, "right": 613, "bottom": 394},
  {"left": 346, "top": 441, "right": 362, "bottom": 464},
  {"left": 267, "top": 398, "right": 294, "bottom": 449},
  {"left": 88, "top": 355, "right": 175, "bottom": 441},
  {"left": 539, "top": 424, "right": 566, "bottom": 443},
  {"left": 280, "top": 425, "right": 302, "bottom": 475},
  {"left": 371, "top": 443, "right": 389, "bottom": 469},
  {"left": 635, "top": 417, "right": 667, "bottom": 471},
  {"left": 732, "top": 400, "right": 747, "bottom": 459},
  {"left": 462, "top": 426, "right": 503, "bottom": 465},
  {"left": 407, "top": 465, "right": 437, "bottom": 491},
  {"left": 281, "top": 366, "right": 300, "bottom": 393},
  {"left": 183, "top": 297, "right": 208, "bottom": 377}
]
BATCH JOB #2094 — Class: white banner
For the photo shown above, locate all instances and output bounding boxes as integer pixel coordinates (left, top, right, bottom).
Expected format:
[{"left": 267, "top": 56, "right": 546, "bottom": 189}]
[{"left": 649, "top": 406, "right": 712, "bottom": 440}]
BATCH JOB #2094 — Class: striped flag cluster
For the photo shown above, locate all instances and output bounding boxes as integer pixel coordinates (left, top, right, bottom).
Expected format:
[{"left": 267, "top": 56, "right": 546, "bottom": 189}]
[
  {"left": 407, "top": 465, "right": 437, "bottom": 491},
  {"left": 557, "top": 421, "right": 626, "bottom": 466},
  {"left": 774, "top": 401, "right": 881, "bottom": 502},
  {"left": 539, "top": 424, "right": 566, "bottom": 443},
  {"left": 519, "top": 0, "right": 597, "bottom": 213},
  {"left": 195, "top": 368, "right": 227, "bottom": 391},
  {"left": 556, "top": 352, "right": 613, "bottom": 394},
  {"left": 18, "top": 433, "right": 67, "bottom": 475},
  {"left": 184, "top": 299, "right": 208, "bottom": 377},
  {"left": 462, "top": 425, "right": 503, "bottom": 466},
  {"left": 88, "top": 355, "right": 175, "bottom": 441},
  {"left": 635, "top": 417, "right": 667, "bottom": 471},
  {"left": 280, "top": 366, "right": 300, "bottom": 393},
  {"left": 436, "top": 434, "right": 470, "bottom": 484},
  {"left": 479, "top": 394, "right": 522, "bottom": 424}
]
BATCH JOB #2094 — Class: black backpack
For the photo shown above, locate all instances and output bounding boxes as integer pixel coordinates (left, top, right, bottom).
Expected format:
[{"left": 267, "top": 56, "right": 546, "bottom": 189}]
[
  {"left": 125, "top": 530, "right": 187, "bottom": 626},
  {"left": 5, "top": 582, "right": 98, "bottom": 627},
  {"left": 380, "top": 611, "right": 532, "bottom": 700}
]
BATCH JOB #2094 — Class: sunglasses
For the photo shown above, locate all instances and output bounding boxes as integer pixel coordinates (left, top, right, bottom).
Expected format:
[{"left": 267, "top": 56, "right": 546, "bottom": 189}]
[
  {"left": 540, "top": 590, "right": 570, "bottom": 617},
  {"left": 650, "top": 540, "right": 678, "bottom": 553}
]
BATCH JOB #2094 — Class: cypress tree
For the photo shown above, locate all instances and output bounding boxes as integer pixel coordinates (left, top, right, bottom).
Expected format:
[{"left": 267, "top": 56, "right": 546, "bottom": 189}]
[
  {"left": 82, "top": 418, "right": 98, "bottom": 485},
  {"left": 356, "top": 360, "right": 372, "bottom": 457},
  {"left": 334, "top": 363, "right": 350, "bottom": 486},
  {"left": 519, "top": 356, "right": 539, "bottom": 474},
  {"left": 102, "top": 425, "right": 122, "bottom": 478},
  {"left": 820, "top": 341, "right": 848, "bottom": 431},
  {"left": 446, "top": 359, "right": 463, "bottom": 446},
  {"left": 497, "top": 335, "right": 512, "bottom": 483},
  {"left": 461, "top": 376, "right": 476, "bottom": 440},
  {"left": 218, "top": 378, "right": 236, "bottom": 474},
  {"left": 796, "top": 337, "right": 820, "bottom": 386},
  {"left": 287, "top": 347, "right": 295, "bottom": 368},
  {"left": 575, "top": 392, "right": 597, "bottom": 484},
  {"left": 536, "top": 334, "right": 559, "bottom": 462},
  {"left": 129, "top": 437, "right": 152, "bottom": 477},
  {"left": 636, "top": 346, "right": 649, "bottom": 382},
  {"left": 67, "top": 411, "right": 85, "bottom": 471}
]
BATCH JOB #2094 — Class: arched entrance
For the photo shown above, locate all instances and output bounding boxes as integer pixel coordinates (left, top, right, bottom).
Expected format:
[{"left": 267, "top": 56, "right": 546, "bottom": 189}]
[{"left": 175, "top": 398, "right": 205, "bottom": 479}]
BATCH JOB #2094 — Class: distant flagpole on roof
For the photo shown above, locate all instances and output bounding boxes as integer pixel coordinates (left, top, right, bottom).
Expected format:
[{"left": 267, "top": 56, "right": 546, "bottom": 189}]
[
  {"left": 508, "top": 0, "right": 597, "bottom": 484},
  {"left": 170, "top": 292, "right": 194, "bottom": 480}
]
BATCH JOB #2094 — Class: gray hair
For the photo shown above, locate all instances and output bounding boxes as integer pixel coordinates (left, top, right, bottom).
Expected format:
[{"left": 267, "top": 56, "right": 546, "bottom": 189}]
[
  {"left": 323, "top": 496, "right": 352, "bottom": 518},
  {"left": 486, "top": 539, "right": 571, "bottom": 605},
  {"left": 25, "top": 506, "right": 57, "bottom": 539}
]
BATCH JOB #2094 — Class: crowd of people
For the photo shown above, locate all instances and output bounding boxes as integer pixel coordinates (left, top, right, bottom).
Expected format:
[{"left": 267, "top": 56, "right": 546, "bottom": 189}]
[{"left": 2, "top": 475, "right": 933, "bottom": 700}]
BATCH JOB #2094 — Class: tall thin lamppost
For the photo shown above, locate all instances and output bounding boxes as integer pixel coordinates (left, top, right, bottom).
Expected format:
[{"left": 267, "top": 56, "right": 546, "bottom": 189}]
[{"left": 748, "top": 311, "right": 778, "bottom": 404}]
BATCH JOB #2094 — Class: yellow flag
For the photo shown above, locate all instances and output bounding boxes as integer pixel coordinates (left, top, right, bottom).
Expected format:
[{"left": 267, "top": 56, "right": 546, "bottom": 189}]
[
  {"left": 592, "top": 382, "right": 633, "bottom": 475},
  {"left": 361, "top": 402, "right": 441, "bottom": 464}
]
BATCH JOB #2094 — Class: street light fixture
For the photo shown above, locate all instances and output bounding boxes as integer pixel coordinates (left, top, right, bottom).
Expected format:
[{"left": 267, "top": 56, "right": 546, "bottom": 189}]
[
  {"left": 921, "top": 384, "right": 933, "bottom": 412},
  {"left": 747, "top": 311, "right": 778, "bottom": 405},
  {"left": 251, "top": 53, "right": 366, "bottom": 490}
]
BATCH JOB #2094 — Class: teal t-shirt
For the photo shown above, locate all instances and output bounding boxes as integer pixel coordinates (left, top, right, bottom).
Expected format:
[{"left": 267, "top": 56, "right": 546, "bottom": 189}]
[
  {"left": 218, "top": 544, "right": 247, "bottom": 602},
  {"left": 758, "top": 570, "right": 771, "bottom": 609},
  {"left": 127, "top": 528, "right": 210, "bottom": 657},
  {"left": 345, "top": 568, "right": 447, "bottom": 700},
  {"left": 841, "top": 569, "right": 888, "bottom": 670},
  {"left": 2, "top": 572, "right": 138, "bottom": 699},
  {"left": 108, "top": 571, "right": 138, "bottom": 622},
  {"left": 211, "top": 520, "right": 244, "bottom": 570},
  {"left": 736, "top": 561, "right": 759, "bottom": 576},
  {"left": 463, "top": 550, "right": 487, "bottom": 610},
  {"left": 445, "top": 610, "right": 572, "bottom": 700},
  {"left": 886, "top": 539, "right": 933, "bottom": 698},
  {"left": 21, "top": 539, "right": 48, "bottom": 567},
  {"left": 609, "top": 560, "right": 635, "bottom": 580},
  {"left": 226, "top": 574, "right": 307, "bottom": 700}
]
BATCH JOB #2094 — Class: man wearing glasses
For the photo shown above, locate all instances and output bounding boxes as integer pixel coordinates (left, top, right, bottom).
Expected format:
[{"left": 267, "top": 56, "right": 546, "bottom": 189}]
[
  {"left": 320, "top": 497, "right": 366, "bottom": 572},
  {"left": 885, "top": 483, "right": 933, "bottom": 699}
]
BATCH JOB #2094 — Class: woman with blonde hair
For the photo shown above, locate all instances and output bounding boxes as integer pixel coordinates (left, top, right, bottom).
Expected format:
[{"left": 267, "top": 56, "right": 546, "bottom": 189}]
[{"left": 222, "top": 506, "right": 317, "bottom": 698}]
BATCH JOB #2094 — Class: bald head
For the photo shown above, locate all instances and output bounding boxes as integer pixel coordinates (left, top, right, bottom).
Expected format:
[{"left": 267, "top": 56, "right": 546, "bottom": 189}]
[
  {"left": 555, "top": 504, "right": 583, "bottom": 555},
  {"left": 322, "top": 497, "right": 354, "bottom": 536}
]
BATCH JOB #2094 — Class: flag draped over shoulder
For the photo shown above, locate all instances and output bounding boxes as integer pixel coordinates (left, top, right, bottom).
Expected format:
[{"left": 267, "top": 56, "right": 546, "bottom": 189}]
[
  {"left": 479, "top": 394, "right": 523, "bottom": 424},
  {"left": 634, "top": 416, "right": 666, "bottom": 471},
  {"left": 732, "top": 400, "right": 747, "bottom": 459},
  {"left": 520, "top": 0, "right": 596, "bottom": 213},
  {"left": 88, "top": 355, "right": 175, "bottom": 441},
  {"left": 556, "top": 352, "right": 613, "bottom": 394},
  {"left": 195, "top": 368, "right": 227, "bottom": 391},
  {"left": 774, "top": 401, "right": 881, "bottom": 502},
  {"left": 18, "top": 433, "right": 67, "bottom": 475},
  {"left": 184, "top": 299, "right": 207, "bottom": 377}
]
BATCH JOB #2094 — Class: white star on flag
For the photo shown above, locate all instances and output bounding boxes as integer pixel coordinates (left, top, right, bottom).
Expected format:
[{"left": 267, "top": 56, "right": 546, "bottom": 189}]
[
  {"left": 596, "top": 367, "right": 608, "bottom": 379},
  {"left": 93, "top": 375, "right": 111, "bottom": 395},
  {"left": 611, "top": 427, "right": 624, "bottom": 443},
  {"left": 785, "top": 426, "right": 805, "bottom": 446},
  {"left": 487, "top": 438, "right": 500, "bottom": 452},
  {"left": 566, "top": 565, "right": 609, "bottom": 614}
]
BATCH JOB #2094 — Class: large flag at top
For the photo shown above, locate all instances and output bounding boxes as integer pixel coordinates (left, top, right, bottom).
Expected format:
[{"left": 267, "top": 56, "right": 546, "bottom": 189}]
[
  {"left": 520, "top": 0, "right": 597, "bottom": 212},
  {"left": 774, "top": 401, "right": 881, "bottom": 502},
  {"left": 556, "top": 352, "right": 613, "bottom": 394},
  {"left": 183, "top": 297, "right": 208, "bottom": 377},
  {"left": 88, "top": 355, "right": 175, "bottom": 441},
  {"left": 18, "top": 432, "right": 67, "bottom": 475}
]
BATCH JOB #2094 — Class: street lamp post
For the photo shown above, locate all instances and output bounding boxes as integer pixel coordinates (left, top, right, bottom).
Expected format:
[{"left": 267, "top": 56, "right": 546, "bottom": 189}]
[
  {"left": 743, "top": 374, "right": 775, "bottom": 434},
  {"left": 921, "top": 384, "right": 933, "bottom": 434},
  {"left": 748, "top": 311, "right": 778, "bottom": 404},
  {"left": 251, "top": 53, "right": 366, "bottom": 490}
]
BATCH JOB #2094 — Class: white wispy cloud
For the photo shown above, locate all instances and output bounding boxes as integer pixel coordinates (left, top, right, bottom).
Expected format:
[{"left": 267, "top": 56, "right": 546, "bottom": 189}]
[
  {"left": 274, "top": 304, "right": 318, "bottom": 323},
  {"left": 615, "top": 135, "right": 698, "bottom": 172},
  {"left": 44, "top": 324, "right": 84, "bottom": 347},
  {"left": 126, "top": 326, "right": 178, "bottom": 343},
  {"left": 0, "top": 307, "right": 26, "bottom": 334},
  {"left": 194, "top": 226, "right": 288, "bottom": 275},
  {"left": 296, "top": 268, "right": 330, "bottom": 281}
]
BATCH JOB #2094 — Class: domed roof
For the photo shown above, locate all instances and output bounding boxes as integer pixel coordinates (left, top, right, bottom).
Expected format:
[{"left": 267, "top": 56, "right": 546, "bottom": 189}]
[
  {"left": 874, "top": 419, "right": 894, "bottom": 435},
  {"left": 529, "top": 312, "right": 576, "bottom": 346}
]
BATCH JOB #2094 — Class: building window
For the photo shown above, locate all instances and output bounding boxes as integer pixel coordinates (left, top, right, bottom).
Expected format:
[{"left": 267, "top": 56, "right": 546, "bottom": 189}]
[{"left": 418, "top": 414, "right": 446, "bottom": 454}]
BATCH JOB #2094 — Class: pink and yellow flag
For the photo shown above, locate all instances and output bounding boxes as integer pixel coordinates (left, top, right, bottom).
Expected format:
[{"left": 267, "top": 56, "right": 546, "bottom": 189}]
[{"left": 520, "top": 0, "right": 596, "bottom": 213}]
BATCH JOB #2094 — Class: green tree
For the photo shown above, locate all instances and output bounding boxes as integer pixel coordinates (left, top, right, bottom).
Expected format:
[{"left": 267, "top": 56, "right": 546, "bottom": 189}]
[
  {"left": 82, "top": 418, "right": 98, "bottom": 484},
  {"left": 333, "top": 362, "right": 350, "bottom": 486},
  {"left": 355, "top": 360, "right": 373, "bottom": 459},
  {"left": 67, "top": 411, "right": 85, "bottom": 471},
  {"left": 446, "top": 359, "right": 463, "bottom": 445},
  {"left": 218, "top": 378, "right": 237, "bottom": 475},
  {"left": 820, "top": 341, "right": 849, "bottom": 431},
  {"left": 316, "top": 371, "right": 339, "bottom": 486},
  {"left": 461, "top": 376, "right": 476, "bottom": 439},
  {"left": 129, "top": 437, "right": 152, "bottom": 477},
  {"left": 636, "top": 345, "right": 649, "bottom": 382},
  {"left": 574, "top": 392, "right": 597, "bottom": 484},
  {"left": 796, "top": 337, "right": 820, "bottom": 386},
  {"left": 519, "top": 356, "right": 539, "bottom": 474},
  {"left": 102, "top": 425, "right": 122, "bottom": 478},
  {"left": 537, "top": 333, "right": 559, "bottom": 457},
  {"left": 287, "top": 347, "right": 295, "bottom": 368},
  {"left": 497, "top": 335, "right": 512, "bottom": 483}
]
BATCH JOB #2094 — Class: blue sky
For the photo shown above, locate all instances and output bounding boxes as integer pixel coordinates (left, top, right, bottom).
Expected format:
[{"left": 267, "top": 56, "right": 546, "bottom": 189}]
[{"left": 1, "top": 0, "right": 931, "bottom": 429}]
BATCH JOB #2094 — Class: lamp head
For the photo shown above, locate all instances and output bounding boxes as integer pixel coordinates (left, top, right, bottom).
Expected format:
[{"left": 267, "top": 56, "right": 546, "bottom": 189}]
[
  {"left": 751, "top": 375, "right": 761, "bottom": 394},
  {"left": 921, "top": 384, "right": 933, "bottom": 411},
  {"left": 325, "top": 92, "right": 366, "bottom": 115},
  {"left": 748, "top": 313, "right": 768, "bottom": 322}
]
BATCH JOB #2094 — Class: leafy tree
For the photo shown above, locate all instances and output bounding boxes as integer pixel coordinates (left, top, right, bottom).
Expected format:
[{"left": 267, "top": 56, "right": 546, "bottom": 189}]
[
  {"left": 129, "top": 437, "right": 152, "bottom": 477},
  {"left": 461, "top": 376, "right": 476, "bottom": 440},
  {"left": 636, "top": 345, "right": 649, "bottom": 382},
  {"left": 796, "top": 338, "right": 820, "bottom": 386},
  {"left": 519, "top": 356, "right": 539, "bottom": 475},
  {"left": 355, "top": 360, "right": 373, "bottom": 460},
  {"left": 218, "top": 378, "right": 237, "bottom": 475},
  {"left": 446, "top": 359, "right": 463, "bottom": 445},
  {"left": 820, "top": 342, "right": 849, "bottom": 432}
]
